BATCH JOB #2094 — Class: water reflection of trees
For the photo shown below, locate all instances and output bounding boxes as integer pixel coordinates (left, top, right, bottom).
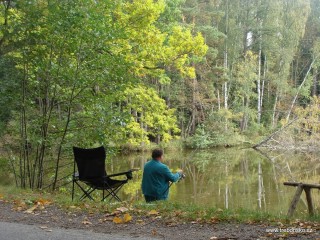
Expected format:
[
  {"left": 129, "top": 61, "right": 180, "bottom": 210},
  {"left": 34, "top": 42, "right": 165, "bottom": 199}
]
[
  {"left": 178, "top": 148, "right": 319, "bottom": 213},
  {"left": 113, "top": 148, "right": 319, "bottom": 214},
  {"left": 184, "top": 149, "right": 264, "bottom": 209},
  {"left": 256, "top": 148, "right": 320, "bottom": 214}
]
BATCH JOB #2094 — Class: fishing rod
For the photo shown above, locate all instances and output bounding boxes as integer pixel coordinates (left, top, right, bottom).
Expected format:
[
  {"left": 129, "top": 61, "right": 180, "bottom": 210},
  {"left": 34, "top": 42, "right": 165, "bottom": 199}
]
[
  {"left": 162, "top": 146, "right": 199, "bottom": 195},
  {"left": 162, "top": 173, "right": 186, "bottom": 196}
]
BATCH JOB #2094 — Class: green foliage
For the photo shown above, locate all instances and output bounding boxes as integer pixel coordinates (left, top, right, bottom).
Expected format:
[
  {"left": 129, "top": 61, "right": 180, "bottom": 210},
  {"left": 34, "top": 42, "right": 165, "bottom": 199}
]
[
  {"left": 185, "top": 125, "right": 213, "bottom": 149},
  {"left": 0, "top": 0, "right": 209, "bottom": 189},
  {"left": 2, "top": 0, "right": 320, "bottom": 190},
  {"left": 0, "top": 157, "right": 14, "bottom": 185},
  {"left": 0, "top": 57, "right": 20, "bottom": 135},
  {"left": 118, "top": 84, "right": 180, "bottom": 146},
  {"left": 233, "top": 51, "right": 258, "bottom": 99},
  {"left": 185, "top": 110, "right": 246, "bottom": 148},
  {"left": 294, "top": 96, "right": 320, "bottom": 135}
]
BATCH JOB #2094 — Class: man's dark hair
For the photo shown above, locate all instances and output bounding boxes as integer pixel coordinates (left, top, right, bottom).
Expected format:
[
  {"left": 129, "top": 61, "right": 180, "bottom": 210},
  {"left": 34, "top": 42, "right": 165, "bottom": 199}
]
[{"left": 152, "top": 149, "right": 163, "bottom": 159}]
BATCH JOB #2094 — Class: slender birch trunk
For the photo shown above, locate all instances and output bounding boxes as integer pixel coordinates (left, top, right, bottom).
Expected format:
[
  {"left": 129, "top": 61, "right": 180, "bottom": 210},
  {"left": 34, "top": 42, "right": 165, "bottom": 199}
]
[
  {"left": 224, "top": 0, "right": 229, "bottom": 111},
  {"left": 272, "top": 94, "right": 278, "bottom": 128},
  {"left": 257, "top": 40, "right": 262, "bottom": 124},
  {"left": 312, "top": 68, "right": 318, "bottom": 96},
  {"left": 286, "top": 58, "right": 316, "bottom": 121}
]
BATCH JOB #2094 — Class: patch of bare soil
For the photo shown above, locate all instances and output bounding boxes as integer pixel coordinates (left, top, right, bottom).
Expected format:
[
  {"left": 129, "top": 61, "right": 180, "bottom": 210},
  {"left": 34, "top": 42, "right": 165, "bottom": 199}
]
[{"left": 0, "top": 200, "right": 319, "bottom": 240}]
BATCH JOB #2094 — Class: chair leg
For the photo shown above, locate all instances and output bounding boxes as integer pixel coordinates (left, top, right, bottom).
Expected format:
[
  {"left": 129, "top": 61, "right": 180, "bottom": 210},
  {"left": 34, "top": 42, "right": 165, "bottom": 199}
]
[
  {"left": 111, "top": 186, "right": 123, "bottom": 201},
  {"left": 72, "top": 179, "right": 75, "bottom": 201},
  {"left": 75, "top": 182, "right": 95, "bottom": 201},
  {"left": 102, "top": 185, "right": 124, "bottom": 202},
  {"left": 80, "top": 187, "right": 96, "bottom": 201}
]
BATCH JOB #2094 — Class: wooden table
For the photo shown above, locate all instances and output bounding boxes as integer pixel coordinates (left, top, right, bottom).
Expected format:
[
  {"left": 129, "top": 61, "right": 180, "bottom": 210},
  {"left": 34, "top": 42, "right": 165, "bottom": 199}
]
[{"left": 284, "top": 182, "right": 320, "bottom": 217}]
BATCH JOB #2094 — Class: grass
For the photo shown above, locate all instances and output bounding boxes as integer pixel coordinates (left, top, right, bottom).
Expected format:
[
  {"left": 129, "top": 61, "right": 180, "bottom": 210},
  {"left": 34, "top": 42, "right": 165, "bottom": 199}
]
[{"left": 1, "top": 184, "right": 319, "bottom": 225}]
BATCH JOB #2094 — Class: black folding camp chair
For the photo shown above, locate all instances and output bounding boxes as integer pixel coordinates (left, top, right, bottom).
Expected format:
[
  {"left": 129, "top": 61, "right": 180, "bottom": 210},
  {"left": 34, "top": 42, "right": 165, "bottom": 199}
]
[{"left": 71, "top": 146, "right": 134, "bottom": 202}]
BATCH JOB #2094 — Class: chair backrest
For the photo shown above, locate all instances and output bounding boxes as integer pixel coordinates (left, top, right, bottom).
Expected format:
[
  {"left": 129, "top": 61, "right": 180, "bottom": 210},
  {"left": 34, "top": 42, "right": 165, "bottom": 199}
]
[{"left": 73, "top": 146, "right": 106, "bottom": 180}]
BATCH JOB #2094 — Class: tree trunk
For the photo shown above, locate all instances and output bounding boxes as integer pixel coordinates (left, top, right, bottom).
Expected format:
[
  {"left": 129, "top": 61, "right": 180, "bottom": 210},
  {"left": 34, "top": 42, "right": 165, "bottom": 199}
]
[
  {"left": 225, "top": 160, "right": 229, "bottom": 209},
  {"left": 224, "top": 0, "right": 229, "bottom": 111},
  {"left": 20, "top": 66, "right": 28, "bottom": 188},
  {"left": 241, "top": 97, "right": 249, "bottom": 132},
  {"left": 312, "top": 68, "right": 318, "bottom": 96},
  {"left": 257, "top": 47, "right": 262, "bottom": 124},
  {"left": 252, "top": 117, "right": 298, "bottom": 148},
  {"left": 0, "top": 0, "right": 12, "bottom": 54},
  {"left": 261, "top": 54, "right": 267, "bottom": 120},
  {"left": 52, "top": 41, "right": 84, "bottom": 190},
  {"left": 217, "top": 89, "right": 221, "bottom": 110},
  {"left": 286, "top": 58, "right": 316, "bottom": 121}
]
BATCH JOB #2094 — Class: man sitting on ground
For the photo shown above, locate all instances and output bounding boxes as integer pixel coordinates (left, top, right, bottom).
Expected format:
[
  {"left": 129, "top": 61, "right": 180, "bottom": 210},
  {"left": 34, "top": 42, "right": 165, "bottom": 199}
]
[{"left": 141, "top": 149, "right": 183, "bottom": 202}]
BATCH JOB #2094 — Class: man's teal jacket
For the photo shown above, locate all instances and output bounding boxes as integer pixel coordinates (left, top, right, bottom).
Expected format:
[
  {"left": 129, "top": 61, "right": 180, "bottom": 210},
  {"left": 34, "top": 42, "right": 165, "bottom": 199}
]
[{"left": 142, "top": 159, "right": 181, "bottom": 200}]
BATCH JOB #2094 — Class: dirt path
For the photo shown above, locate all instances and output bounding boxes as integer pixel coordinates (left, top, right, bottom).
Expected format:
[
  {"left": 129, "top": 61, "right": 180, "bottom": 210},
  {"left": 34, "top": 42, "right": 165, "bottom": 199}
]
[
  {"left": 0, "top": 200, "right": 318, "bottom": 240},
  {"left": 0, "top": 221, "right": 152, "bottom": 240}
]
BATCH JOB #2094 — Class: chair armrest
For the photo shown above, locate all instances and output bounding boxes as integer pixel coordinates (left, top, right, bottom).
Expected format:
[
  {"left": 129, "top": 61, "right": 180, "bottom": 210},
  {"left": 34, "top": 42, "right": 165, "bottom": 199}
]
[{"left": 107, "top": 169, "right": 139, "bottom": 179}]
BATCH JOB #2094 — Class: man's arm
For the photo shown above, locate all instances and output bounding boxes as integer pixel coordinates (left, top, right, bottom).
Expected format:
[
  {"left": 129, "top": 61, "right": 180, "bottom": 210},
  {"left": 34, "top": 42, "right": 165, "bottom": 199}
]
[{"left": 162, "top": 165, "right": 182, "bottom": 182}]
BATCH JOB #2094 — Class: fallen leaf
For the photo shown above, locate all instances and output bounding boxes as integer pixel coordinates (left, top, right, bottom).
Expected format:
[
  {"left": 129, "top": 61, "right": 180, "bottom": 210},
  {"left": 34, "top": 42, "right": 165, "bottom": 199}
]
[
  {"left": 151, "top": 229, "right": 157, "bottom": 236},
  {"left": 103, "top": 217, "right": 114, "bottom": 222},
  {"left": 166, "top": 222, "right": 177, "bottom": 227},
  {"left": 13, "top": 200, "right": 27, "bottom": 211},
  {"left": 36, "top": 199, "right": 52, "bottom": 205},
  {"left": 123, "top": 213, "right": 132, "bottom": 223},
  {"left": 0, "top": 194, "right": 3, "bottom": 199},
  {"left": 105, "top": 212, "right": 117, "bottom": 217},
  {"left": 134, "top": 209, "right": 143, "bottom": 214},
  {"left": 116, "top": 207, "right": 129, "bottom": 213},
  {"left": 24, "top": 205, "right": 38, "bottom": 214},
  {"left": 210, "top": 217, "right": 219, "bottom": 223},
  {"left": 173, "top": 210, "right": 182, "bottom": 216},
  {"left": 113, "top": 216, "right": 124, "bottom": 224},
  {"left": 82, "top": 220, "right": 92, "bottom": 225},
  {"left": 136, "top": 219, "right": 145, "bottom": 224},
  {"left": 148, "top": 210, "right": 159, "bottom": 215},
  {"left": 111, "top": 210, "right": 121, "bottom": 216}
]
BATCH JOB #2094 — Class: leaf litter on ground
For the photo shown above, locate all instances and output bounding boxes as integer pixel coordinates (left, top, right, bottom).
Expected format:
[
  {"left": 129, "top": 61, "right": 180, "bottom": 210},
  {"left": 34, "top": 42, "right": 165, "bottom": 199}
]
[{"left": 112, "top": 213, "right": 133, "bottom": 224}]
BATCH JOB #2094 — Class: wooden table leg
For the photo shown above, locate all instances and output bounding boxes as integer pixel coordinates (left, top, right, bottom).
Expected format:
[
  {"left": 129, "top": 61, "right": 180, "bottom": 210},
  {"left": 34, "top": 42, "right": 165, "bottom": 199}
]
[
  {"left": 304, "top": 187, "right": 314, "bottom": 216},
  {"left": 287, "top": 184, "right": 303, "bottom": 217}
]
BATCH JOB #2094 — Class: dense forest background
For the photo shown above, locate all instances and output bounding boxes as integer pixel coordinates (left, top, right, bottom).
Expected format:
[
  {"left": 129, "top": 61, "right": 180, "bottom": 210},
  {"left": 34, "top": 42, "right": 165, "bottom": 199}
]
[{"left": 1, "top": 0, "right": 320, "bottom": 189}]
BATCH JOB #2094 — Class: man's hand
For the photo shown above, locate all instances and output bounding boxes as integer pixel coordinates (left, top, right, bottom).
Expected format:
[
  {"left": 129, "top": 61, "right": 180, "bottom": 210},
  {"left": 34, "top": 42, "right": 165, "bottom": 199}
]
[
  {"left": 177, "top": 169, "right": 183, "bottom": 174},
  {"left": 177, "top": 169, "right": 185, "bottom": 179}
]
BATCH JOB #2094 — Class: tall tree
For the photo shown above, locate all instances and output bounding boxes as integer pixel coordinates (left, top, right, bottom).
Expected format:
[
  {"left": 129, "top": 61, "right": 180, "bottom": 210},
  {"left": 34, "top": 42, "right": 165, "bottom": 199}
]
[{"left": 1, "top": 0, "right": 207, "bottom": 189}]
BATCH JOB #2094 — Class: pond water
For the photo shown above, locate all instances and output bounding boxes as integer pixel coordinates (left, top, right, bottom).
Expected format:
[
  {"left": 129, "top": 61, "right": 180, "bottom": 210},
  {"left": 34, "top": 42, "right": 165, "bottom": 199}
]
[{"left": 109, "top": 147, "right": 320, "bottom": 217}]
